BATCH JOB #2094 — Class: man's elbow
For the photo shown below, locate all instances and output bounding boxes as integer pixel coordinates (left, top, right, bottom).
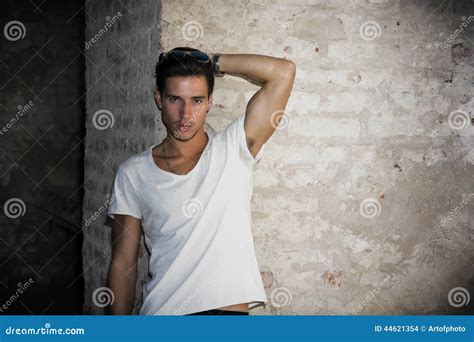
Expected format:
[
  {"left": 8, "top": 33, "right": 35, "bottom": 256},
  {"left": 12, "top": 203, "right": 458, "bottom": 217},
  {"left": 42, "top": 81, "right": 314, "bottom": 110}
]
[
  {"left": 285, "top": 59, "right": 296, "bottom": 74},
  {"left": 276, "top": 59, "right": 296, "bottom": 82}
]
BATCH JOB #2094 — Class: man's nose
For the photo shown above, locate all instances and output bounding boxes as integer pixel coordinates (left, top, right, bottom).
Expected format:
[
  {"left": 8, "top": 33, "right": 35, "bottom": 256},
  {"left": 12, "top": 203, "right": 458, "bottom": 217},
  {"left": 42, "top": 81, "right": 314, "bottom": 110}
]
[{"left": 180, "top": 100, "right": 194, "bottom": 118}]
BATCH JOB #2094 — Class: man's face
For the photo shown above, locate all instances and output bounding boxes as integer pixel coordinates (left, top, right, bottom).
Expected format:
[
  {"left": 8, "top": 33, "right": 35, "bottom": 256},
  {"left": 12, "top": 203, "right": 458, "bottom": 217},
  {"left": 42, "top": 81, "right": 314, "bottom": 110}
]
[{"left": 155, "top": 75, "right": 212, "bottom": 141}]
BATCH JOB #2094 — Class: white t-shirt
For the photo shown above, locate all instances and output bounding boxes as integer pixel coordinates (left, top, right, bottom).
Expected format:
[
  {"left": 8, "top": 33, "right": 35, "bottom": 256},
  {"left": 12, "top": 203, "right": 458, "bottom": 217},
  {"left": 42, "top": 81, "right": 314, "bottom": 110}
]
[{"left": 106, "top": 114, "right": 268, "bottom": 315}]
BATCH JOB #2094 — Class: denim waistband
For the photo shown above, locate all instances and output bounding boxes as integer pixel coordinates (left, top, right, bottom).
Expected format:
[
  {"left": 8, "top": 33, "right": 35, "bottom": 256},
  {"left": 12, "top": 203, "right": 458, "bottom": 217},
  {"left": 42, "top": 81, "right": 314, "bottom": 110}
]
[{"left": 186, "top": 309, "right": 249, "bottom": 315}]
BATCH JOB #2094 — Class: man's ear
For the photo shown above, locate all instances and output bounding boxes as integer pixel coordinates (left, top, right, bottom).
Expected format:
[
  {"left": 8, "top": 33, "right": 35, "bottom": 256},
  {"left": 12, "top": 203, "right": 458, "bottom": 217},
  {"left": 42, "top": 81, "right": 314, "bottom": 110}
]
[{"left": 154, "top": 88, "right": 162, "bottom": 109}]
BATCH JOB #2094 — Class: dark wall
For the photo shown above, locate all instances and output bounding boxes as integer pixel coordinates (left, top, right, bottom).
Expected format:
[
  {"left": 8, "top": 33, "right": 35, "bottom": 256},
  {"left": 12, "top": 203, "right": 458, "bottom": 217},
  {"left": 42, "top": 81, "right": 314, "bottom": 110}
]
[
  {"left": 0, "top": 0, "right": 85, "bottom": 314},
  {"left": 81, "top": 0, "right": 159, "bottom": 314}
]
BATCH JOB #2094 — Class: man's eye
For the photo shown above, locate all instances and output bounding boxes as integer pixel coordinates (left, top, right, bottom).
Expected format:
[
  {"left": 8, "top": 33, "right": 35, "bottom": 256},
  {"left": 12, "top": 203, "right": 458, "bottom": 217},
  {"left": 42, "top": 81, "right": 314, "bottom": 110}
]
[
  {"left": 169, "top": 97, "right": 178, "bottom": 102},
  {"left": 193, "top": 99, "right": 202, "bottom": 103}
]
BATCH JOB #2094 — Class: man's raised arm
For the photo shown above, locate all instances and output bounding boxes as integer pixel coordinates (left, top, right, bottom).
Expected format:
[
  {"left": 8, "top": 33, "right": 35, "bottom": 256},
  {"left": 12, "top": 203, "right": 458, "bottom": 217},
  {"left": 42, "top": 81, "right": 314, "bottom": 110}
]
[{"left": 219, "top": 54, "right": 296, "bottom": 158}]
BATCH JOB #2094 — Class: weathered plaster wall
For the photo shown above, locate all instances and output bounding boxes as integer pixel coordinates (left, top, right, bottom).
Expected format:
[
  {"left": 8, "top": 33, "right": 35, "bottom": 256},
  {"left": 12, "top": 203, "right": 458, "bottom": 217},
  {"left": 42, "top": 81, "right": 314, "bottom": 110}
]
[{"left": 160, "top": 0, "right": 473, "bottom": 315}]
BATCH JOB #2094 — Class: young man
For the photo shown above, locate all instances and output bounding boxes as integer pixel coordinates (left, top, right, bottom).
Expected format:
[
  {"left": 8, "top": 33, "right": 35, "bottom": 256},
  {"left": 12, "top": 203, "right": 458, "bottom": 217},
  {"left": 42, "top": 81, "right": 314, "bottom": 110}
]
[{"left": 106, "top": 47, "right": 295, "bottom": 315}]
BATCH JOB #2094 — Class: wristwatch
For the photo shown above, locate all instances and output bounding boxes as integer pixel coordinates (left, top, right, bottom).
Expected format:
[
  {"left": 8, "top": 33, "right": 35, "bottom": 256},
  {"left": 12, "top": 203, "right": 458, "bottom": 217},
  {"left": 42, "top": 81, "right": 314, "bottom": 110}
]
[{"left": 211, "top": 53, "right": 225, "bottom": 77}]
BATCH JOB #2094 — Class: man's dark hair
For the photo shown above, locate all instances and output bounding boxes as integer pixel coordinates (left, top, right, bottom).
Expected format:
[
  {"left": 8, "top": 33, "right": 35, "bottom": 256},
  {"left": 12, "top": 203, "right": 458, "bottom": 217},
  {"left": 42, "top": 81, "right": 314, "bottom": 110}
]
[{"left": 154, "top": 47, "right": 215, "bottom": 97}]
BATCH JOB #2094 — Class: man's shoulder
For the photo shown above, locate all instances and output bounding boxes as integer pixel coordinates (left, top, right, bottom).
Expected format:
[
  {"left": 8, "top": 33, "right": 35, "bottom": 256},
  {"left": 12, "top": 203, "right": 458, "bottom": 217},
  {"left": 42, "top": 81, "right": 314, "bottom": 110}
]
[{"left": 116, "top": 146, "right": 151, "bottom": 175}]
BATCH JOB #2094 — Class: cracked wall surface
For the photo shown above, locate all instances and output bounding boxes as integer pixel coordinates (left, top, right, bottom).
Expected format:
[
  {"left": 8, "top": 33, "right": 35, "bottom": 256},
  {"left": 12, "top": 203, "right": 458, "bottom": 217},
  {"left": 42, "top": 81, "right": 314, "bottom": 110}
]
[{"left": 83, "top": 0, "right": 473, "bottom": 315}]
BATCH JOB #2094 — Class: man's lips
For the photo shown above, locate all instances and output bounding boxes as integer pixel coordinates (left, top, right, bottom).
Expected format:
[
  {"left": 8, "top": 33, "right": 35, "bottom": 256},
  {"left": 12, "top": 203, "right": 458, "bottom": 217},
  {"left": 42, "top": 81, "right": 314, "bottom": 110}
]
[{"left": 177, "top": 123, "right": 192, "bottom": 130}]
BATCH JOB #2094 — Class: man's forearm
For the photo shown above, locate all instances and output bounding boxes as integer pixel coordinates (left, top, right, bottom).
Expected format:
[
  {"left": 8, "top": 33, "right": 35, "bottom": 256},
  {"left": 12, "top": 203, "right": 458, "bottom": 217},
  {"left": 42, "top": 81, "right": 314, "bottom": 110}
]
[
  {"left": 105, "top": 261, "right": 137, "bottom": 315},
  {"left": 219, "top": 54, "right": 294, "bottom": 85}
]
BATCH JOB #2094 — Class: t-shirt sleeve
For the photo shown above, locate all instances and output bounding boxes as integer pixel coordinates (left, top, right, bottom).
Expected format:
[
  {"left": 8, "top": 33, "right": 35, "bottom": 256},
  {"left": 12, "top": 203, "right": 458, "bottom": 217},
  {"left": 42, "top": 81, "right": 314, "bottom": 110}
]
[
  {"left": 106, "top": 165, "right": 142, "bottom": 220},
  {"left": 222, "top": 114, "right": 266, "bottom": 166}
]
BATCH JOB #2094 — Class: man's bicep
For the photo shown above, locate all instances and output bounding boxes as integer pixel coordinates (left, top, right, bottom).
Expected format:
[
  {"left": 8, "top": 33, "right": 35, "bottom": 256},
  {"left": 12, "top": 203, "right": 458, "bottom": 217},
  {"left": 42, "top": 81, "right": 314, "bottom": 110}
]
[{"left": 244, "top": 61, "right": 296, "bottom": 156}]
